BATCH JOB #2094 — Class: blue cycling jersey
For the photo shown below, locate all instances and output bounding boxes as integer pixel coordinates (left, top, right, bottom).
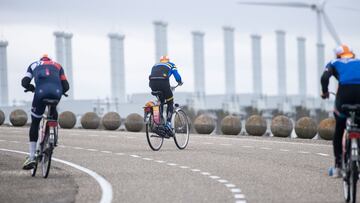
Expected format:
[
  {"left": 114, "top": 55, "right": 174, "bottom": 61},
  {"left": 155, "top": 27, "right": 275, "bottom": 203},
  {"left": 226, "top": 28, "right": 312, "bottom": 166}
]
[
  {"left": 149, "top": 62, "right": 182, "bottom": 83},
  {"left": 325, "top": 58, "right": 360, "bottom": 85}
]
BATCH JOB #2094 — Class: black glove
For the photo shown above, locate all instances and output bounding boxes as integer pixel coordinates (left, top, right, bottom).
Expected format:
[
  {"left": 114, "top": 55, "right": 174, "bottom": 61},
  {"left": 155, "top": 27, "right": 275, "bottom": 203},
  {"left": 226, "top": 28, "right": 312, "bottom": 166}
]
[
  {"left": 27, "top": 84, "right": 35, "bottom": 92},
  {"left": 321, "top": 92, "right": 329, "bottom": 99}
]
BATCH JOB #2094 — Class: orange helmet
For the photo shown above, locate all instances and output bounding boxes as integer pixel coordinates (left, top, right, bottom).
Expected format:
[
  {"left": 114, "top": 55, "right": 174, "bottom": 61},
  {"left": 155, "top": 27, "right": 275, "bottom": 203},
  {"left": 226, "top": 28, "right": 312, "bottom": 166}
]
[
  {"left": 160, "top": 55, "right": 170, "bottom": 63},
  {"left": 335, "top": 45, "right": 355, "bottom": 59}
]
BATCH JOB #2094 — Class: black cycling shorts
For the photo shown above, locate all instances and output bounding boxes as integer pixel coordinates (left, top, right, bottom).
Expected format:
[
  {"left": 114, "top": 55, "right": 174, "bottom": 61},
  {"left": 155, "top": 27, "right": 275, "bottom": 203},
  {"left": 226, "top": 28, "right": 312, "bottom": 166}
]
[{"left": 149, "top": 79, "right": 173, "bottom": 103}]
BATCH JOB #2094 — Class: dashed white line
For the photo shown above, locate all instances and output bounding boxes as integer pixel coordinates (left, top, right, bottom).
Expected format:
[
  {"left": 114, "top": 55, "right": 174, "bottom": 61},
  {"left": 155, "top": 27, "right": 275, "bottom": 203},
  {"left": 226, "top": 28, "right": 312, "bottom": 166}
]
[
  {"left": 225, "top": 184, "right": 236, "bottom": 188},
  {"left": 203, "top": 142, "right": 214, "bottom": 145},
  {"left": 180, "top": 166, "right": 189, "bottom": 169},
  {"left": 201, "top": 172, "right": 210, "bottom": 176},
  {"left": 235, "top": 200, "right": 247, "bottom": 203},
  {"left": 218, "top": 179, "right": 228, "bottom": 183},
  {"left": 101, "top": 151, "right": 112, "bottom": 154},
  {"left": 167, "top": 163, "right": 177, "bottom": 166},
  {"left": 241, "top": 145, "right": 254, "bottom": 148},
  {"left": 88, "top": 134, "right": 99, "bottom": 137},
  {"left": 234, "top": 194, "right": 246, "bottom": 199},
  {"left": 86, "top": 149, "right": 98, "bottom": 152},
  {"left": 317, "top": 153, "right": 330, "bottom": 157},
  {"left": 9, "top": 141, "right": 20, "bottom": 143},
  {"left": 298, "top": 151, "right": 310, "bottom": 154},
  {"left": 210, "top": 176, "right": 220, "bottom": 179},
  {"left": 231, "top": 188, "right": 242, "bottom": 193},
  {"left": 142, "top": 158, "right": 153, "bottom": 161},
  {"left": 260, "top": 147, "right": 271, "bottom": 150},
  {"left": 127, "top": 136, "right": 136, "bottom": 139},
  {"left": 191, "top": 169, "right": 201, "bottom": 172},
  {"left": 220, "top": 143, "right": 232, "bottom": 146},
  {"left": 74, "top": 147, "right": 84, "bottom": 150},
  {"left": 156, "top": 160, "right": 165, "bottom": 163},
  {"left": 130, "top": 155, "right": 140, "bottom": 158},
  {"left": 280, "top": 149, "right": 289, "bottom": 152},
  {"left": 115, "top": 152, "right": 125, "bottom": 156}
]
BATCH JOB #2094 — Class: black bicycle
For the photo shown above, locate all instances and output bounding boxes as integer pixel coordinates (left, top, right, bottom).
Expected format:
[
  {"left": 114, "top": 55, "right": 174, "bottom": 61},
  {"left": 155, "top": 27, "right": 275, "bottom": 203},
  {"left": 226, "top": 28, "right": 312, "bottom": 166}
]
[
  {"left": 26, "top": 89, "right": 66, "bottom": 178},
  {"left": 342, "top": 104, "right": 360, "bottom": 203},
  {"left": 144, "top": 85, "right": 190, "bottom": 151}
]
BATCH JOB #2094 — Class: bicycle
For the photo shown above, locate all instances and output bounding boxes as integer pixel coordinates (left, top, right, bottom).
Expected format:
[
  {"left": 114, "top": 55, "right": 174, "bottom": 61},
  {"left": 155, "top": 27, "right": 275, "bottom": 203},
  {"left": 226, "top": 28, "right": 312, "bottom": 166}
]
[
  {"left": 25, "top": 89, "right": 67, "bottom": 178},
  {"left": 341, "top": 104, "right": 360, "bottom": 203},
  {"left": 143, "top": 84, "right": 190, "bottom": 151}
]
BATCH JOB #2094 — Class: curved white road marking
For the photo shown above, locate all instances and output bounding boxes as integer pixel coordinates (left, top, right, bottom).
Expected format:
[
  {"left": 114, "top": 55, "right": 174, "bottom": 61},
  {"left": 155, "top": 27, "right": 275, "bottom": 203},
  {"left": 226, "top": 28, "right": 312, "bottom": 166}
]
[{"left": 0, "top": 148, "right": 113, "bottom": 203}]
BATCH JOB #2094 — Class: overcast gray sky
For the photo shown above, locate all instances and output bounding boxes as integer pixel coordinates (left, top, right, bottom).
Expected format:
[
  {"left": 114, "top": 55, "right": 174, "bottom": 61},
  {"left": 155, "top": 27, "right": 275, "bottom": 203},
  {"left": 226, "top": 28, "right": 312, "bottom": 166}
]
[{"left": 0, "top": 0, "right": 359, "bottom": 102}]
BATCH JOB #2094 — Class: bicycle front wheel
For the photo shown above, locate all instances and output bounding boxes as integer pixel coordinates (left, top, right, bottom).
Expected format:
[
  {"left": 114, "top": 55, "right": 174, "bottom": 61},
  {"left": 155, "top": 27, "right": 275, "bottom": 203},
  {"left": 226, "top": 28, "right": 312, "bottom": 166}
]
[
  {"left": 41, "top": 130, "right": 53, "bottom": 178},
  {"left": 145, "top": 114, "right": 163, "bottom": 151},
  {"left": 173, "top": 109, "right": 190, "bottom": 150}
]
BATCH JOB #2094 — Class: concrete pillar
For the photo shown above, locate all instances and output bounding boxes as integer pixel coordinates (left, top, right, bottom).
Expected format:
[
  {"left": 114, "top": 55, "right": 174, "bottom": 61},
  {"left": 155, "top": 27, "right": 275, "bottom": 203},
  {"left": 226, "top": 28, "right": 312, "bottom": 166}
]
[
  {"left": 53, "top": 31, "right": 65, "bottom": 66},
  {"left": 276, "top": 30, "right": 286, "bottom": 97},
  {"left": 153, "top": 21, "right": 168, "bottom": 62},
  {"left": 192, "top": 31, "right": 206, "bottom": 98},
  {"left": 0, "top": 41, "right": 9, "bottom": 106},
  {"left": 251, "top": 35, "right": 262, "bottom": 96},
  {"left": 297, "top": 37, "right": 307, "bottom": 97},
  {"left": 64, "top": 33, "right": 74, "bottom": 100},
  {"left": 108, "top": 33, "right": 126, "bottom": 103},
  {"left": 223, "top": 26, "right": 236, "bottom": 98}
]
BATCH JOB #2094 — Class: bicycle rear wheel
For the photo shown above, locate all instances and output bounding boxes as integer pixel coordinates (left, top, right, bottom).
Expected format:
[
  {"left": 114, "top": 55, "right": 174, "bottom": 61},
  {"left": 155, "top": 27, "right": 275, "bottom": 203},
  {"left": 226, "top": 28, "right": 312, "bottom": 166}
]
[
  {"left": 350, "top": 161, "right": 358, "bottom": 203},
  {"left": 145, "top": 114, "right": 164, "bottom": 151},
  {"left": 173, "top": 109, "right": 190, "bottom": 150},
  {"left": 41, "top": 129, "right": 53, "bottom": 178}
]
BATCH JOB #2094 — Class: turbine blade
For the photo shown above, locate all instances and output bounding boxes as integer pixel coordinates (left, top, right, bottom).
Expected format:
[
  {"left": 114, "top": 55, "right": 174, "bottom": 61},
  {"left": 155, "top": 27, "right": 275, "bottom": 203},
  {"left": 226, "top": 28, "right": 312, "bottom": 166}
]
[
  {"left": 322, "top": 12, "right": 342, "bottom": 45},
  {"left": 237, "top": 1, "right": 312, "bottom": 8}
]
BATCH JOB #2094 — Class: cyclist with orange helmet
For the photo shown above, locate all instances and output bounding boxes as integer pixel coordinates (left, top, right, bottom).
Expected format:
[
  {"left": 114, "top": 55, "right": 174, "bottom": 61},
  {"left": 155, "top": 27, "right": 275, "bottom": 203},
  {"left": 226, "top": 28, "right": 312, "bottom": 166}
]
[
  {"left": 149, "top": 56, "right": 183, "bottom": 131},
  {"left": 321, "top": 44, "right": 360, "bottom": 177},
  {"left": 21, "top": 54, "right": 69, "bottom": 170}
]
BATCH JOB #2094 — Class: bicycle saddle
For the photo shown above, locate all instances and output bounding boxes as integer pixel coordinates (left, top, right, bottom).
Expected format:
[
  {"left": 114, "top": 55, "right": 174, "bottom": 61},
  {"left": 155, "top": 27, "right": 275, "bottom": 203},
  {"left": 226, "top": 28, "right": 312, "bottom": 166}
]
[
  {"left": 42, "top": 99, "right": 59, "bottom": 105},
  {"left": 341, "top": 104, "right": 360, "bottom": 112},
  {"left": 151, "top": 91, "right": 163, "bottom": 96}
]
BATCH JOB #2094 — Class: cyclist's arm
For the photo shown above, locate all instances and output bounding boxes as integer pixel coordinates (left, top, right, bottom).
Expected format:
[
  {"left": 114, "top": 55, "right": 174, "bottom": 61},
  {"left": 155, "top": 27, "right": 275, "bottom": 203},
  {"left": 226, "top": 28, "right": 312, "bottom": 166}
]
[
  {"left": 21, "top": 63, "right": 35, "bottom": 90},
  {"left": 59, "top": 66, "right": 70, "bottom": 93},
  {"left": 320, "top": 63, "right": 336, "bottom": 94}
]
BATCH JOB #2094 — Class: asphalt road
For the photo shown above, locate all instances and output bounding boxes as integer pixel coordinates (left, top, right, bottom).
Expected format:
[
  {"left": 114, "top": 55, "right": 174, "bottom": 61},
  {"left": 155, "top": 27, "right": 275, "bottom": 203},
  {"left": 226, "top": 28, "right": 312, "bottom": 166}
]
[{"left": 0, "top": 126, "right": 356, "bottom": 203}]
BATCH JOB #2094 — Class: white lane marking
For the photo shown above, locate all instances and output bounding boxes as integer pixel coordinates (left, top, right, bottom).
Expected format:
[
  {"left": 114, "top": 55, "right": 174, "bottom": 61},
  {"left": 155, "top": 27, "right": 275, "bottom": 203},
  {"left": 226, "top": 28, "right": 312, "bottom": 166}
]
[
  {"left": 155, "top": 160, "right": 165, "bottom": 163},
  {"left": 74, "top": 147, "right": 84, "bottom": 150},
  {"left": 280, "top": 149, "right": 289, "bottom": 152},
  {"left": 0, "top": 148, "right": 113, "bottom": 203},
  {"left": 127, "top": 136, "right": 136, "bottom": 139},
  {"left": 298, "top": 151, "right": 310, "bottom": 154},
  {"left": 203, "top": 142, "right": 214, "bottom": 145},
  {"left": 220, "top": 143, "right": 232, "bottom": 146},
  {"left": 69, "top": 133, "right": 80, "bottom": 136},
  {"left": 241, "top": 145, "right": 254, "bottom": 148},
  {"left": 86, "top": 149, "right": 98, "bottom": 152},
  {"left": 10, "top": 141, "right": 20, "bottom": 143},
  {"left": 218, "top": 179, "right": 228, "bottom": 183},
  {"left": 142, "top": 158, "right": 153, "bottom": 161},
  {"left": 210, "top": 176, "right": 220, "bottom": 179},
  {"left": 235, "top": 201, "right": 247, "bottom": 203},
  {"left": 88, "top": 134, "right": 99, "bottom": 137},
  {"left": 101, "top": 151, "right": 112, "bottom": 154},
  {"left": 130, "top": 154, "right": 140, "bottom": 158},
  {"left": 180, "top": 166, "right": 189, "bottom": 169},
  {"left": 115, "top": 152, "right": 125, "bottom": 156},
  {"left": 225, "top": 184, "right": 236, "bottom": 188},
  {"left": 231, "top": 188, "right": 242, "bottom": 193},
  {"left": 234, "top": 194, "right": 246, "bottom": 199},
  {"left": 0, "top": 140, "right": 5, "bottom": 142},
  {"left": 167, "top": 163, "right": 177, "bottom": 166},
  {"left": 317, "top": 153, "right": 330, "bottom": 157},
  {"left": 191, "top": 169, "right": 200, "bottom": 172},
  {"left": 201, "top": 172, "right": 210, "bottom": 175},
  {"left": 260, "top": 147, "right": 271, "bottom": 150}
]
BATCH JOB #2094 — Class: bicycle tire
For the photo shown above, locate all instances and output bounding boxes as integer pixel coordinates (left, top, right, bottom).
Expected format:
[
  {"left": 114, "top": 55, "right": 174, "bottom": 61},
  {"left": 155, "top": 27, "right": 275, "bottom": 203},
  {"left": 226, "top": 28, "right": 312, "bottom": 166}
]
[
  {"left": 31, "top": 154, "right": 39, "bottom": 177},
  {"left": 145, "top": 114, "right": 163, "bottom": 151},
  {"left": 173, "top": 109, "right": 190, "bottom": 150},
  {"left": 41, "top": 128, "right": 52, "bottom": 178},
  {"left": 350, "top": 161, "right": 358, "bottom": 203}
]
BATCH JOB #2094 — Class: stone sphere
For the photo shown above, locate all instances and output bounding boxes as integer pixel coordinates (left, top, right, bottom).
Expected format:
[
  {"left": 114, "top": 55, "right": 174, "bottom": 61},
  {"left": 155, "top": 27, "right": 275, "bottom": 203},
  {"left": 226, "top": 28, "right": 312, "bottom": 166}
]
[
  {"left": 220, "top": 115, "right": 242, "bottom": 135},
  {"left": 318, "top": 118, "right": 335, "bottom": 140},
  {"left": 0, "top": 110, "right": 5, "bottom": 125},
  {"left": 295, "top": 117, "right": 318, "bottom": 139},
  {"left": 194, "top": 114, "right": 215, "bottom": 134},
  {"left": 245, "top": 115, "right": 267, "bottom": 136},
  {"left": 270, "top": 115, "right": 293, "bottom": 138},
  {"left": 10, "top": 109, "right": 28, "bottom": 127},
  {"left": 125, "top": 113, "right": 144, "bottom": 132},
  {"left": 59, "top": 111, "right": 77, "bottom": 129},
  {"left": 102, "top": 112, "right": 121, "bottom": 130},
  {"left": 81, "top": 112, "right": 100, "bottom": 129}
]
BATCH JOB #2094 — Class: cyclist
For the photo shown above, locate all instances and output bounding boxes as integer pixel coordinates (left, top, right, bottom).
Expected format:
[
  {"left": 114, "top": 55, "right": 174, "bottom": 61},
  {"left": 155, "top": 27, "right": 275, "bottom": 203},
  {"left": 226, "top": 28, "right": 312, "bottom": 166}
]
[
  {"left": 149, "top": 55, "right": 183, "bottom": 132},
  {"left": 321, "top": 44, "right": 360, "bottom": 177},
  {"left": 21, "top": 54, "right": 69, "bottom": 170}
]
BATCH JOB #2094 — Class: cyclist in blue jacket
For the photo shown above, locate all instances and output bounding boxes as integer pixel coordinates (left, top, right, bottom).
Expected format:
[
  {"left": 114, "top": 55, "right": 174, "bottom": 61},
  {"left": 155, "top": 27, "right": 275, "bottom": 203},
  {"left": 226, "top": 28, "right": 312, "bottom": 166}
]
[
  {"left": 149, "top": 56, "right": 183, "bottom": 132},
  {"left": 321, "top": 45, "right": 360, "bottom": 177},
  {"left": 21, "top": 54, "right": 69, "bottom": 170}
]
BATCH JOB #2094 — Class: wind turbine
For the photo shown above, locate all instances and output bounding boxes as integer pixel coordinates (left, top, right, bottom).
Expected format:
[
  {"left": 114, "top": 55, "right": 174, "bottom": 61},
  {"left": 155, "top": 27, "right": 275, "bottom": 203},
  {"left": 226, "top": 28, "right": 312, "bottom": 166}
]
[{"left": 237, "top": 0, "right": 342, "bottom": 96}]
